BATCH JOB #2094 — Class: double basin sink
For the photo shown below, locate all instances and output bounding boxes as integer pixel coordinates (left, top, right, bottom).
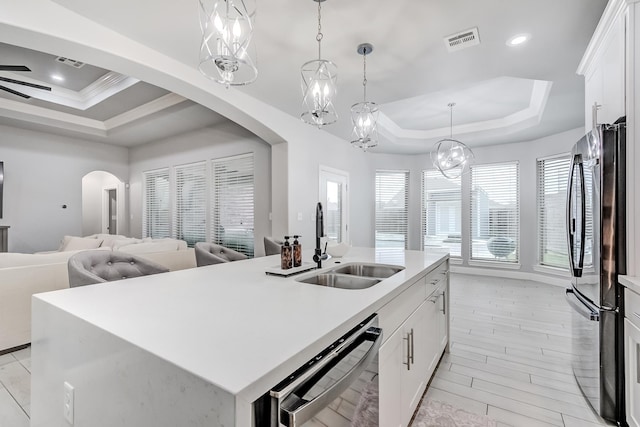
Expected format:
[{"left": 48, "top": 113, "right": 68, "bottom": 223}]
[{"left": 296, "top": 262, "right": 405, "bottom": 290}]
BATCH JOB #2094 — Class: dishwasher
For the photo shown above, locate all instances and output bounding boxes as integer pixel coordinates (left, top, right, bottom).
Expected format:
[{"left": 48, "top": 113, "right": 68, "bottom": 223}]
[{"left": 253, "top": 314, "right": 382, "bottom": 427}]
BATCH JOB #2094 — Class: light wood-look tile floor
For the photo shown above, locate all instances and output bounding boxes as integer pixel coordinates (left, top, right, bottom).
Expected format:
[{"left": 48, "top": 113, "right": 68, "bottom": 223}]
[
  {"left": 421, "top": 273, "right": 612, "bottom": 427},
  {"left": 0, "top": 274, "right": 612, "bottom": 426}
]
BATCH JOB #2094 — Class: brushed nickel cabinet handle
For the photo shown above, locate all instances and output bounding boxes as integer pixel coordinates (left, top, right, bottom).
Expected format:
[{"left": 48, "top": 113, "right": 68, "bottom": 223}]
[
  {"left": 441, "top": 291, "right": 446, "bottom": 315},
  {"left": 409, "top": 328, "right": 414, "bottom": 365},
  {"left": 403, "top": 332, "right": 411, "bottom": 371}
]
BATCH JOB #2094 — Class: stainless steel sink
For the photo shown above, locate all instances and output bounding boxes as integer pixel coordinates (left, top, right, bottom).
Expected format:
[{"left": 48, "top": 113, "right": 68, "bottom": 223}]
[
  {"left": 329, "top": 263, "right": 405, "bottom": 279},
  {"left": 295, "top": 262, "right": 404, "bottom": 290},
  {"left": 297, "top": 273, "right": 381, "bottom": 290}
]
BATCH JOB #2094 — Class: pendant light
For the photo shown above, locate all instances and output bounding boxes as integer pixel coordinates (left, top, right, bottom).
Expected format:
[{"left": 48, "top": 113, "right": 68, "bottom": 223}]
[
  {"left": 301, "top": 0, "right": 338, "bottom": 128},
  {"left": 198, "top": 0, "right": 257, "bottom": 87},
  {"left": 431, "top": 103, "right": 475, "bottom": 179},
  {"left": 351, "top": 43, "right": 379, "bottom": 151}
]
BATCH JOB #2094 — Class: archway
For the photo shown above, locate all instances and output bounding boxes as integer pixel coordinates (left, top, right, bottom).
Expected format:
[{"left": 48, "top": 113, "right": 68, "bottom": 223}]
[{"left": 81, "top": 171, "right": 126, "bottom": 236}]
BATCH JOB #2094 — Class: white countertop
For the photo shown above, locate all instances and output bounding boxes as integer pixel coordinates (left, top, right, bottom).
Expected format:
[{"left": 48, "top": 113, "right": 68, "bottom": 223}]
[
  {"left": 620, "top": 275, "right": 640, "bottom": 296},
  {"left": 34, "top": 247, "right": 448, "bottom": 403}
]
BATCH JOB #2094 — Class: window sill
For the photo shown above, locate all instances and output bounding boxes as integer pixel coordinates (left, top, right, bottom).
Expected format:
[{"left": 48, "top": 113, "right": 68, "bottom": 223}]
[
  {"left": 532, "top": 265, "right": 571, "bottom": 277},
  {"left": 468, "top": 260, "right": 521, "bottom": 270}
]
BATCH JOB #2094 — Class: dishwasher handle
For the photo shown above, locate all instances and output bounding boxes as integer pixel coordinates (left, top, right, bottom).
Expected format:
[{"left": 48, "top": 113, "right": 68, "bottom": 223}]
[
  {"left": 279, "top": 326, "right": 382, "bottom": 427},
  {"left": 565, "top": 288, "right": 599, "bottom": 321}
]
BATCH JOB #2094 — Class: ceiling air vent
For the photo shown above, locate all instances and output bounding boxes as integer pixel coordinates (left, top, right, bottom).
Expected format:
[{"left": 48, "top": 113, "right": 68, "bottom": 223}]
[
  {"left": 444, "top": 27, "right": 480, "bottom": 52},
  {"left": 55, "top": 57, "right": 85, "bottom": 68}
]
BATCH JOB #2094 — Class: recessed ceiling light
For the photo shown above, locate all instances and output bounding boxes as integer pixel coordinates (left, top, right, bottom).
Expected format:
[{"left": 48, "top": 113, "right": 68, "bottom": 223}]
[
  {"left": 506, "top": 34, "right": 530, "bottom": 47},
  {"left": 51, "top": 74, "right": 64, "bottom": 82}
]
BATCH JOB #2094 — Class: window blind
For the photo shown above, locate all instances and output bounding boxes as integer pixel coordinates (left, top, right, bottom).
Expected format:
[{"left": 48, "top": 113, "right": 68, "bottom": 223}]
[
  {"left": 211, "top": 153, "right": 255, "bottom": 257},
  {"left": 174, "top": 162, "right": 207, "bottom": 247},
  {"left": 470, "top": 162, "right": 519, "bottom": 262},
  {"left": 143, "top": 168, "right": 170, "bottom": 238},
  {"left": 375, "top": 170, "right": 409, "bottom": 249},
  {"left": 422, "top": 170, "right": 461, "bottom": 256},
  {"left": 536, "top": 155, "right": 570, "bottom": 268}
]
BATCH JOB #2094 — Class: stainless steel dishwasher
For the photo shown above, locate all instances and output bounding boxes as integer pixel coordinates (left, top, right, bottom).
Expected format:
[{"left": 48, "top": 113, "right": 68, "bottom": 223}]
[{"left": 254, "top": 314, "right": 382, "bottom": 427}]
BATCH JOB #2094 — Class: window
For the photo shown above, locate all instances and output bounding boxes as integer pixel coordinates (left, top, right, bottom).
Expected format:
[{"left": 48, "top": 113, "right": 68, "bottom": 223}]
[
  {"left": 211, "top": 154, "right": 255, "bottom": 257},
  {"left": 174, "top": 162, "right": 207, "bottom": 247},
  {"left": 470, "top": 162, "right": 519, "bottom": 263},
  {"left": 422, "top": 170, "right": 461, "bottom": 257},
  {"left": 375, "top": 170, "right": 408, "bottom": 249},
  {"left": 143, "top": 168, "right": 170, "bottom": 239},
  {"left": 537, "top": 155, "right": 570, "bottom": 268}
]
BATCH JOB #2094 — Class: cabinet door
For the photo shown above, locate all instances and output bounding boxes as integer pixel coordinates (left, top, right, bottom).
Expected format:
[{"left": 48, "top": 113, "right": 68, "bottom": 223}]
[
  {"left": 584, "top": 10, "right": 626, "bottom": 131},
  {"left": 379, "top": 326, "right": 403, "bottom": 427},
  {"left": 400, "top": 301, "right": 432, "bottom": 427},
  {"left": 626, "top": 318, "right": 640, "bottom": 427}
]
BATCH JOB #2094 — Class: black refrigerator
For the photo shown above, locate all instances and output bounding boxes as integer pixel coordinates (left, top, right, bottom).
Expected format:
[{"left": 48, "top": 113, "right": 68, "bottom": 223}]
[{"left": 565, "top": 118, "right": 626, "bottom": 425}]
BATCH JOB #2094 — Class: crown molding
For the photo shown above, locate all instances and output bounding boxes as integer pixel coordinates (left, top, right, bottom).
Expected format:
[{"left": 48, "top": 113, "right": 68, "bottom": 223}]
[
  {"left": 0, "top": 71, "right": 139, "bottom": 110},
  {"left": 0, "top": 93, "right": 187, "bottom": 138},
  {"left": 378, "top": 79, "right": 552, "bottom": 146},
  {"left": 577, "top": 0, "right": 636, "bottom": 75}
]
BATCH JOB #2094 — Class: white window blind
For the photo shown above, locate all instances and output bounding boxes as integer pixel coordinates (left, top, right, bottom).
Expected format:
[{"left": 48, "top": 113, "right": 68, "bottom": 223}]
[
  {"left": 375, "top": 170, "right": 409, "bottom": 249},
  {"left": 143, "top": 168, "right": 170, "bottom": 239},
  {"left": 470, "top": 162, "right": 519, "bottom": 262},
  {"left": 422, "top": 170, "right": 461, "bottom": 257},
  {"left": 211, "top": 153, "right": 255, "bottom": 257},
  {"left": 174, "top": 162, "right": 207, "bottom": 247},
  {"left": 537, "top": 155, "right": 570, "bottom": 268}
]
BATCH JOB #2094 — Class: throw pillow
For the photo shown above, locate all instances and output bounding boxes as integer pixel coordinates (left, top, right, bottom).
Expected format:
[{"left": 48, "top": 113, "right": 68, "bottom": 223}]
[{"left": 61, "top": 236, "right": 104, "bottom": 251}]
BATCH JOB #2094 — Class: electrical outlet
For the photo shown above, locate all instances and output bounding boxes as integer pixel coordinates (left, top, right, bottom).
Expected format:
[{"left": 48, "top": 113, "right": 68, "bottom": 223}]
[{"left": 63, "top": 381, "right": 74, "bottom": 424}]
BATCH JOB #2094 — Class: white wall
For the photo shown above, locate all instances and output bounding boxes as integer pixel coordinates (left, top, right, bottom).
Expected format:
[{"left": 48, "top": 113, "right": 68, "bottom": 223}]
[
  {"left": 283, "top": 125, "right": 582, "bottom": 277},
  {"left": 128, "top": 121, "right": 272, "bottom": 255},
  {"left": 0, "top": 124, "right": 129, "bottom": 253}
]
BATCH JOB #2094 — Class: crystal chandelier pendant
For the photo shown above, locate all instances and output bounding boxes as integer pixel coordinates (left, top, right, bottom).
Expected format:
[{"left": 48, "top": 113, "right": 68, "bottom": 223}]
[
  {"left": 301, "top": 0, "right": 338, "bottom": 128},
  {"left": 351, "top": 43, "right": 378, "bottom": 151},
  {"left": 301, "top": 59, "right": 338, "bottom": 127},
  {"left": 351, "top": 102, "right": 379, "bottom": 150},
  {"left": 431, "top": 103, "right": 475, "bottom": 179},
  {"left": 198, "top": 0, "right": 257, "bottom": 87}
]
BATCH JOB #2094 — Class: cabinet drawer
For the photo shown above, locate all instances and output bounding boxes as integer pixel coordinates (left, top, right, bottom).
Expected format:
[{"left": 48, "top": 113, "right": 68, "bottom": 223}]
[
  {"left": 425, "top": 261, "right": 448, "bottom": 291},
  {"left": 379, "top": 279, "right": 426, "bottom": 340},
  {"left": 626, "top": 288, "right": 640, "bottom": 329}
]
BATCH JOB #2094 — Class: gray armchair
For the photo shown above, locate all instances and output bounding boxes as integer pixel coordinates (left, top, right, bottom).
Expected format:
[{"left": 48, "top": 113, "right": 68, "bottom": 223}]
[
  {"left": 194, "top": 242, "right": 248, "bottom": 267},
  {"left": 68, "top": 250, "right": 169, "bottom": 288},
  {"left": 263, "top": 237, "right": 283, "bottom": 256}
]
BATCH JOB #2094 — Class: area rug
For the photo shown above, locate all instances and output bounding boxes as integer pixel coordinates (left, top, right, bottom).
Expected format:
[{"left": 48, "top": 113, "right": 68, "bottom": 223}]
[{"left": 410, "top": 399, "right": 497, "bottom": 427}]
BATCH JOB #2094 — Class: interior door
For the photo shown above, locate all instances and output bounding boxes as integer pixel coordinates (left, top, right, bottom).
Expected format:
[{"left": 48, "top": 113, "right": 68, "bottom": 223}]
[{"left": 319, "top": 167, "right": 349, "bottom": 244}]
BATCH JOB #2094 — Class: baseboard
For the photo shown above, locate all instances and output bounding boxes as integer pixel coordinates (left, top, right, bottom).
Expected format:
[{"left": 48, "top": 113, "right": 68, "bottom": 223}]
[{"left": 450, "top": 265, "right": 570, "bottom": 288}]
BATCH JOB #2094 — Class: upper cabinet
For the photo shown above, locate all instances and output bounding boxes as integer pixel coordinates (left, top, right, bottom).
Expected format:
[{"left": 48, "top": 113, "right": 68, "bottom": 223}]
[{"left": 578, "top": 1, "right": 627, "bottom": 132}]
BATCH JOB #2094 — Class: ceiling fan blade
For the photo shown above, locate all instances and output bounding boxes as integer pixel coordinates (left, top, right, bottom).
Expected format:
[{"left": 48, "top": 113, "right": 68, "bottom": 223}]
[
  {"left": 0, "top": 76, "right": 51, "bottom": 91},
  {"left": 0, "top": 65, "right": 31, "bottom": 72},
  {"left": 0, "top": 84, "right": 31, "bottom": 99}
]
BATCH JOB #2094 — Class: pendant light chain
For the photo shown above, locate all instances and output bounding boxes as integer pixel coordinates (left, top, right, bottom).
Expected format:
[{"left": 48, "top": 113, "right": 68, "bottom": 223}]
[
  {"left": 362, "top": 46, "right": 368, "bottom": 102},
  {"left": 448, "top": 102, "right": 456, "bottom": 139},
  {"left": 316, "top": 1, "right": 323, "bottom": 60}
]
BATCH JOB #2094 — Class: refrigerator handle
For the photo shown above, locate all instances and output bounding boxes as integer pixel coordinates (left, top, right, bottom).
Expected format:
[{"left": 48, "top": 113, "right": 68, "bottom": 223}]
[
  {"left": 566, "top": 154, "right": 585, "bottom": 277},
  {"left": 565, "top": 289, "right": 599, "bottom": 321}
]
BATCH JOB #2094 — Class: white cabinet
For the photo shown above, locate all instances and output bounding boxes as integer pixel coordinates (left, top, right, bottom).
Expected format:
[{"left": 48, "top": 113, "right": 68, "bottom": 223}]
[
  {"left": 625, "top": 318, "right": 640, "bottom": 427},
  {"left": 626, "top": 286, "right": 640, "bottom": 427},
  {"left": 378, "top": 260, "right": 450, "bottom": 427},
  {"left": 380, "top": 300, "right": 432, "bottom": 427},
  {"left": 579, "top": 4, "right": 626, "bottom": 131}
]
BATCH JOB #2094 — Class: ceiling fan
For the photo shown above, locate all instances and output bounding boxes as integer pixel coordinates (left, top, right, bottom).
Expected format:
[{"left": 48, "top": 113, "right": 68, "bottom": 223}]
[{"left": 0, "top": 65, "right": 52, "bottom": 99}]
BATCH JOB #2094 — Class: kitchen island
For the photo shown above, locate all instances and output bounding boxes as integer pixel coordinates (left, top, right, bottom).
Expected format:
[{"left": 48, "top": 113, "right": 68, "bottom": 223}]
[{"left": 30, "top": 247, "right": 449, "bottom": 427}]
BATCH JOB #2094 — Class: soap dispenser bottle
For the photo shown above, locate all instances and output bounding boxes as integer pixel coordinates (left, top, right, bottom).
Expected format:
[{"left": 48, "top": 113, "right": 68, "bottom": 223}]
[
  {"left": 292, "top": 235, "right": 302, "bottom": 267},
  {"left": 281, "top": 236, "right": 292, "bottom": 270}
]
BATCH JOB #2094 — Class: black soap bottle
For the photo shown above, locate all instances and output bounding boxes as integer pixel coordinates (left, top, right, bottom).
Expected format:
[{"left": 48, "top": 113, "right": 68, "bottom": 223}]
[
  {"left": 292, "top": 235, "right": 302, "bottom": 267},
  {"left": 281, "top": 236, "right": 292, "bottom": 270}
]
